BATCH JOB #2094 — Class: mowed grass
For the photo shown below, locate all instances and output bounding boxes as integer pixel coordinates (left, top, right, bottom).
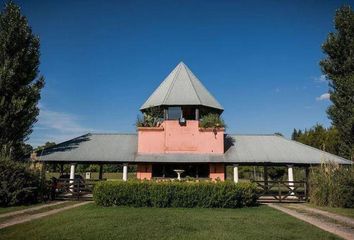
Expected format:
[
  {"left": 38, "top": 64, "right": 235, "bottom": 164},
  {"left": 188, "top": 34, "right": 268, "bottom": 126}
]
[{"left": 0, "top": 204, "right": 340, "bottom": 240}]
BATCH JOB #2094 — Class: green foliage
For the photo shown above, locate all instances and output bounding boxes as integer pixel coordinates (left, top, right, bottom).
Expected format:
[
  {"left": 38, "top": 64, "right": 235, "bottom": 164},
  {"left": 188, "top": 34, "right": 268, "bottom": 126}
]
[
  {"left": 293, "top": 124, "right": 341, "bottom": 156},
  {"left": 320, "top": 6, "right": 354, "bottom": 160},
  {"left": 94, "top": 180, "right": 258, "bottom": 208},
  {"left": 199, "top": 113, "right": 226, "bottom": 128},
  {"left": 0, "top": 155, "right": 46, "bottom": 206},
  {"left": 0, "top": 2, "right": 44, "bottom": 159},
  {"left": 268, "top": 167, "right": 286, "bottom": 180},
  {"left": 34, "top": 142, "right": 56, "bottom": 152},
  {"left": 136, "top": 107, "right": 163, "bottom": 127},
  {"left": 309, "top": 163, "right": 354, "bottom": 208}
]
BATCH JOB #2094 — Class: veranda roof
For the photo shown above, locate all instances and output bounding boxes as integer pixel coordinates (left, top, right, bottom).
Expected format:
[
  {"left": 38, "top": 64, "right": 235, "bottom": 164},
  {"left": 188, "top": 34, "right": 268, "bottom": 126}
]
[
  {"left": 36, "top": 133, "right": 351, "bottom": 165},
  {"left": 140, "top": 62, "right": 223, "bottom": 111}
]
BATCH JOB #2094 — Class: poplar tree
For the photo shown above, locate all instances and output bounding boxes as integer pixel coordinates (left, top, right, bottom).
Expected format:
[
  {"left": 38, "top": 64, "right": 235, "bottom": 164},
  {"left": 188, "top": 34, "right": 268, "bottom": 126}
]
[
  {"left": 0, "top": 2, "right": 44, "bottom": 159},
  {"left": 320, "top": 6, "right": 354, "bottom": 160}
]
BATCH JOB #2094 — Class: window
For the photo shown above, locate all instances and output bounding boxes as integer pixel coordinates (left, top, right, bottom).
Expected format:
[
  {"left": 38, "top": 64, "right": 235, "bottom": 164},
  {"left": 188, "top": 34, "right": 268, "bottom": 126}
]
[{"left": 167, "top": 107, "right": 182, "bottom": 120}]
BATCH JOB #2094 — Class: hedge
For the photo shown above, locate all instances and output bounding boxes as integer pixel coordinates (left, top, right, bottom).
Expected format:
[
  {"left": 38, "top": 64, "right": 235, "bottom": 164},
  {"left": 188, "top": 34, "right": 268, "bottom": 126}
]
[{"left": 93, "top": 180, "right": 258, "bottom": 208}]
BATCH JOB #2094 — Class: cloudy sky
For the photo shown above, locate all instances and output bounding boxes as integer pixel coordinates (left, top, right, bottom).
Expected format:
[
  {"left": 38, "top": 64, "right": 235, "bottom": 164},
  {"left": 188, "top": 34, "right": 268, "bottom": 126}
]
[{"left": 16, "top": 0, "right": 352, "bottom": 146}]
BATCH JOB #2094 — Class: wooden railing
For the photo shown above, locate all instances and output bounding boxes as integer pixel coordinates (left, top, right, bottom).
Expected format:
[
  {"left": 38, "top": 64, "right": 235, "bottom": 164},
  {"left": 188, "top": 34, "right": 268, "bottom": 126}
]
[
  {"left": 50, "top": 178, "right": 102, "bottom": 200},
  {"left": 251, "top": 180, "right": 308, "bottom": 203}
]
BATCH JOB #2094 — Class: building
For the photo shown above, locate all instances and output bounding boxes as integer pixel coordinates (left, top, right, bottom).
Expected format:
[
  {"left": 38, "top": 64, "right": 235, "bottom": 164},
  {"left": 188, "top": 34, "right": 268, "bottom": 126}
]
[{"left": 34, "top": 62, "right": 351, "bottom": 183}]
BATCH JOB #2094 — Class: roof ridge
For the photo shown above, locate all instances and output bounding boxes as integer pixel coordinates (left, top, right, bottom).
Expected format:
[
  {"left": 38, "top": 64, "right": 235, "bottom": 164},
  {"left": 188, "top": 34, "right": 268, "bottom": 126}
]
[
  {"left": 184, "top": 64, "right": 202, "bottom": 105},
  {"left": 162, "top": 63, "right": 182, "bottom": 105}
]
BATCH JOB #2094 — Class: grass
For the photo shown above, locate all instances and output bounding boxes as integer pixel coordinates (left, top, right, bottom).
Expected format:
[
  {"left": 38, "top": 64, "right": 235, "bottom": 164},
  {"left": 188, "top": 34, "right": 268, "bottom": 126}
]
[
  {"left": 305, "top": 203, "right": 354, "bottom": 219},
  {"left": 0, "top": 204, "right": 340, "bottom": 240}
]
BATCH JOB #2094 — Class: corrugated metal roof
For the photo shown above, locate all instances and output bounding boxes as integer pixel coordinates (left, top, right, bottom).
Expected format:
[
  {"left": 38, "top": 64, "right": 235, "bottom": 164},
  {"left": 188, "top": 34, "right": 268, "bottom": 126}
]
[
  {"left": 37, "top": 133, "right": 351, "bottom": 165},
  {"left": 224, "top": 135, "right": 351, "bottom": 165},
  {"left": 140, "top": 62, "right": 223, "bottom": 111}
]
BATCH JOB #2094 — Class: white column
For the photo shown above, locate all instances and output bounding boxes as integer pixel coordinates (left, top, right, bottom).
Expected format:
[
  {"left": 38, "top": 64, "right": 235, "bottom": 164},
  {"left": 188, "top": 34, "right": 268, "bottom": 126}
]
[
  {"left": 123, "top": 163, "right": 128, "bottom": 181},
  {"left": 288, "top": 165, "right": 294, "bottom": 195},
  {"left": 233, "top": 164, "right": 239, "bottom": 183},
  {"left": 69, "top": 163, "right": 75, "bottom": 192},
  {"left": 70, "top": 164, "right": 75, "bottom": 182}
]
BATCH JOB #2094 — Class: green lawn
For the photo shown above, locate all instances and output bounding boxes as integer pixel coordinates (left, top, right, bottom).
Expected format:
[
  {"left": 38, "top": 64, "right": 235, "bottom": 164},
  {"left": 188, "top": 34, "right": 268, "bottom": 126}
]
[
  {"left": 0, "top": 204, "right": 340, "bottom": 240},
  {"left": 305, "top": 203, "right": 354, "bottom": 219}
]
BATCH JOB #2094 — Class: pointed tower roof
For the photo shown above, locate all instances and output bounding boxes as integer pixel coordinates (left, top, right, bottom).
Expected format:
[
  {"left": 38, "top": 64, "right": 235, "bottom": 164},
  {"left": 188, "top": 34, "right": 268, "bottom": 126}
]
[{"left": 140, "top": 62, "right": 223, "bottom": 111}]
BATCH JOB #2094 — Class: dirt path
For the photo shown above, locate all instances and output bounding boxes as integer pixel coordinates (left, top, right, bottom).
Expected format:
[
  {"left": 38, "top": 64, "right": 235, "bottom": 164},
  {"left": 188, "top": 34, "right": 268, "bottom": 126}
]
[
  {"left": 267, "top": 203, "right": 354, "bottom": 240},
  {"left": 0, "top": 201, "right": 91, "bottom": 229},
  {"left": 0, "top": 201, "right": 66, "bottom": 218}
]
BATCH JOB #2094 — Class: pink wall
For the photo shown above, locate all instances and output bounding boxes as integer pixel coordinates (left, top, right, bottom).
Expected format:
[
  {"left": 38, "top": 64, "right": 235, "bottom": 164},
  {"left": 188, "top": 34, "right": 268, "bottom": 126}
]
[
  {"left": 136, "top": 163, "right": 152, "bottom": 180},
  {"left": 209, "top": 163, "right": 225, "bottom": 181},
  {"left": 138, "top": 120, "right": 224, "bottom": 154}
]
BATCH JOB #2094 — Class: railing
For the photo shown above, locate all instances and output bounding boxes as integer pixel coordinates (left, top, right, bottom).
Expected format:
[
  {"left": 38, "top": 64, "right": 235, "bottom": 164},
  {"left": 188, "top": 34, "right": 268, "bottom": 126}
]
[
  {"left": 251, "top": 180, "right": 308, "bottom": 203},
  {"left": 50, "top": 178, "right": 102, "bottom": 200}
]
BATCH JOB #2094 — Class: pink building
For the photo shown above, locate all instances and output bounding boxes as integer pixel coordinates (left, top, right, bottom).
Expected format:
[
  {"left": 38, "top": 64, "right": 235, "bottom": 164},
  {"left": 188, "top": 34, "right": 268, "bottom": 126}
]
[{"left": 35, "top": 62, "right": 351, "bottom": 183}]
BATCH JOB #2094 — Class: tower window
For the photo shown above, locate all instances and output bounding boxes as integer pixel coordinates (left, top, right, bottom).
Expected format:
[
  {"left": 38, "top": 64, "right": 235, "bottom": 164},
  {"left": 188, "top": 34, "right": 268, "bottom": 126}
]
[{"left": 168, "top": 107, "right": 182, "bottom": 120}]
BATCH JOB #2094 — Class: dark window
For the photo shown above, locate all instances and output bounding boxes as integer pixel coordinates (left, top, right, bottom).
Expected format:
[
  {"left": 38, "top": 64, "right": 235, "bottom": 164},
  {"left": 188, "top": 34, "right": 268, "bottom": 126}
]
[{"left": 168, "top": 107, "right": 182, "bottom": 120}]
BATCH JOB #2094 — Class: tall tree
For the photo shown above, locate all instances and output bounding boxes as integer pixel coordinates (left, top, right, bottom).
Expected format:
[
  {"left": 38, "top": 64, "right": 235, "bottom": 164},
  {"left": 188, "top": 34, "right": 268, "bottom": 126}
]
[
  {"left": 320, "top": 6, "right": 354, "bottom": 160},
  {"left": 0, "top": 2, "right": 44, "bottom": 159}
]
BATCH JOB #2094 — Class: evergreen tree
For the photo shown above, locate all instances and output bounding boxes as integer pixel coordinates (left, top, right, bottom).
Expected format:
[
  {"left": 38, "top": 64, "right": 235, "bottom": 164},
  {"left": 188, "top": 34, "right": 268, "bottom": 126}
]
[
  {"left": 320, "top": 6, "right": 354, "bottom": 160},
  {"left": 291, "top": 129, "right": 298, "bottom": 140},
  {"left": 0, "top": 2, "right": 44, "bottom": 159}
]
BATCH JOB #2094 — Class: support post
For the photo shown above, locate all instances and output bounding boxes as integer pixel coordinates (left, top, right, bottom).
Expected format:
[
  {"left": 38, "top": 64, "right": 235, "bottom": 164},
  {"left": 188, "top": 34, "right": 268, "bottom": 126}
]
[
  {"left": 123, "top": 163, "right": 128, "bottom": 181},
  {"left": 195, "top": 108, "right": 200, "bottom": 120},
  {"left": 233, "top": 164, "right": 239, "bottom": 183},
  {"left": 69, "top": 163, "right": 75, "bottom": 193},
  {"left": 99, "top": 164, "right": 103, "bottom": 180},
  {"left": 263, "top": 165, "right": 268, "bottom": 191},
  {"left": 60, "top": 164, "right": 64, "bottom": 175},
  {"left": 288, "top": 164, "right": 294, "bottom": 195}
]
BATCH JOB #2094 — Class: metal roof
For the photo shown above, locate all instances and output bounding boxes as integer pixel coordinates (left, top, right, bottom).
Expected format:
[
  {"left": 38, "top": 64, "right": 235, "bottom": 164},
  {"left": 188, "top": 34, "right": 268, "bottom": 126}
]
[
  {"left": 37, "top": 133, "right": 351, "bottom": 165},
  {"left": 140, "top": 62, "right": 223, "bottom": 111}
]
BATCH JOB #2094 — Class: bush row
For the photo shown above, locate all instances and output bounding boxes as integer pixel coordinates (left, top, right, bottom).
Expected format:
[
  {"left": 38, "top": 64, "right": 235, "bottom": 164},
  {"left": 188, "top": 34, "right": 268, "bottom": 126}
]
[
  {"left": 93, "top": 180, "right": 258, "bottom": 208},
  {"left": 309, "top": 163, "right": 354, "bottom": 208}
]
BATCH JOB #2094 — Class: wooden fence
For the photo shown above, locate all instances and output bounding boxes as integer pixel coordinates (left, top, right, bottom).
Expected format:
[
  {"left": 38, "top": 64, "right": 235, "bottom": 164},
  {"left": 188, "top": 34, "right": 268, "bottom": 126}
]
[{"left": 252, "top": 180, "right": 308, "bottom": 203}]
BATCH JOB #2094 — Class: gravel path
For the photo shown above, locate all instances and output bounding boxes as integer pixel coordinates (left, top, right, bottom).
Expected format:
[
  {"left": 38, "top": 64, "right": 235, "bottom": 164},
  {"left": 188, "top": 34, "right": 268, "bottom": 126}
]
[
  {"left": 267, "top": 203, "right": 354, "bottom": 240},
  {"left": 0, "top": 201, "right": 66, "bottom": 219},
  {"left": 0, "top": 201, "right": 91, "bottom": 229}
]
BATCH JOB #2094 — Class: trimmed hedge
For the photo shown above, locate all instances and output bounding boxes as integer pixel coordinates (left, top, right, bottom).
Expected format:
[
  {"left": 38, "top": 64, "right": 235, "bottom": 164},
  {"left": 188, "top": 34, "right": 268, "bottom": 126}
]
[{"left": 93, "top": 181, "right": 258, "bottom": 208}]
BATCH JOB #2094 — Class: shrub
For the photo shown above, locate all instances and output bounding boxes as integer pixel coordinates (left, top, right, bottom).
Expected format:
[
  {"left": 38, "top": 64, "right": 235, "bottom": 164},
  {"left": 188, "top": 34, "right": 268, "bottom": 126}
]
[
  {"left": 0, "top": 156, "right": 46, "bottom": 207},
  {"left": 199, "top": 113, "right": 226, "bottom": 129},
  {"left": 309, "top": 162, "right": 354, "bottom": 208},
  {"left": 93, "top": 180, "right": 258, "bottom": 208}
]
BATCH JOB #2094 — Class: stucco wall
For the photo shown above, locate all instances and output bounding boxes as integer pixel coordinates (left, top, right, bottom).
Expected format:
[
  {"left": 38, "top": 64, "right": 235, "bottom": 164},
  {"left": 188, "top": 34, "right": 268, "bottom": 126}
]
[
  {"left": 209, "top": 163, "right": 225, "bottom": 181},
  {"left": 136, "top": 163, "right": 152, "bottom": 180},
  {"left": 138, "top": 120, "right": 224, "bottom": 154}
]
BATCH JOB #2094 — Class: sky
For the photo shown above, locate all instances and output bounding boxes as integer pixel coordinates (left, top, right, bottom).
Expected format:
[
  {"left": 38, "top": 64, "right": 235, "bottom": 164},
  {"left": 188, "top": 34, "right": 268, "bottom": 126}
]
[{"left": 14, "top": 0, "right": 353, "bottom": 146}]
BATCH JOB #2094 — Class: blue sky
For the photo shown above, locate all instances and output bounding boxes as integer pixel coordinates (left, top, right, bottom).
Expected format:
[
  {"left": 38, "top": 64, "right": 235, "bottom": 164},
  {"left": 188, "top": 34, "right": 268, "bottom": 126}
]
[{"left": 16, "top": 0, "right": 353, "bottom": 146}]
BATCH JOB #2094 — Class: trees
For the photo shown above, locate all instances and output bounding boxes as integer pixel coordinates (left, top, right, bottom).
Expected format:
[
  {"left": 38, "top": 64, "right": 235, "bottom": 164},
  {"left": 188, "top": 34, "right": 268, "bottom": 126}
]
[
  {"left": 293, "top": 124, "right": 341, "bottom": 156},
  {"left": 0, "top": 2, "right": 44, "bottom": 159},
  {"left": 320, "top": 6, "right": 354, "bottom": 160}
]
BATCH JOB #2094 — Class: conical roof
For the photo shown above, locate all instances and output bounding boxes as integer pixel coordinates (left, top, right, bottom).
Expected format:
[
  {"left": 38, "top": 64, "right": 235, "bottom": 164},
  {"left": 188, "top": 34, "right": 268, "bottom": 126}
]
[{"left": 140, "top": 62, "right": 223, "bottom": 111}]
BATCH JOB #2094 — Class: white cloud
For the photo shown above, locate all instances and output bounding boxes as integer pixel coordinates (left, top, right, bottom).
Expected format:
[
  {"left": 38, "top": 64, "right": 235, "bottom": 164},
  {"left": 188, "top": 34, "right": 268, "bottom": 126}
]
[
  {"left": 316, "top": 93, "right": 330, "bottom": 101},
  {"left": 28, "top": 104, "right": 95, "bottom": 147},
  {"left": 313, "top": 75, "right": 327, "bottom": 83}
]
